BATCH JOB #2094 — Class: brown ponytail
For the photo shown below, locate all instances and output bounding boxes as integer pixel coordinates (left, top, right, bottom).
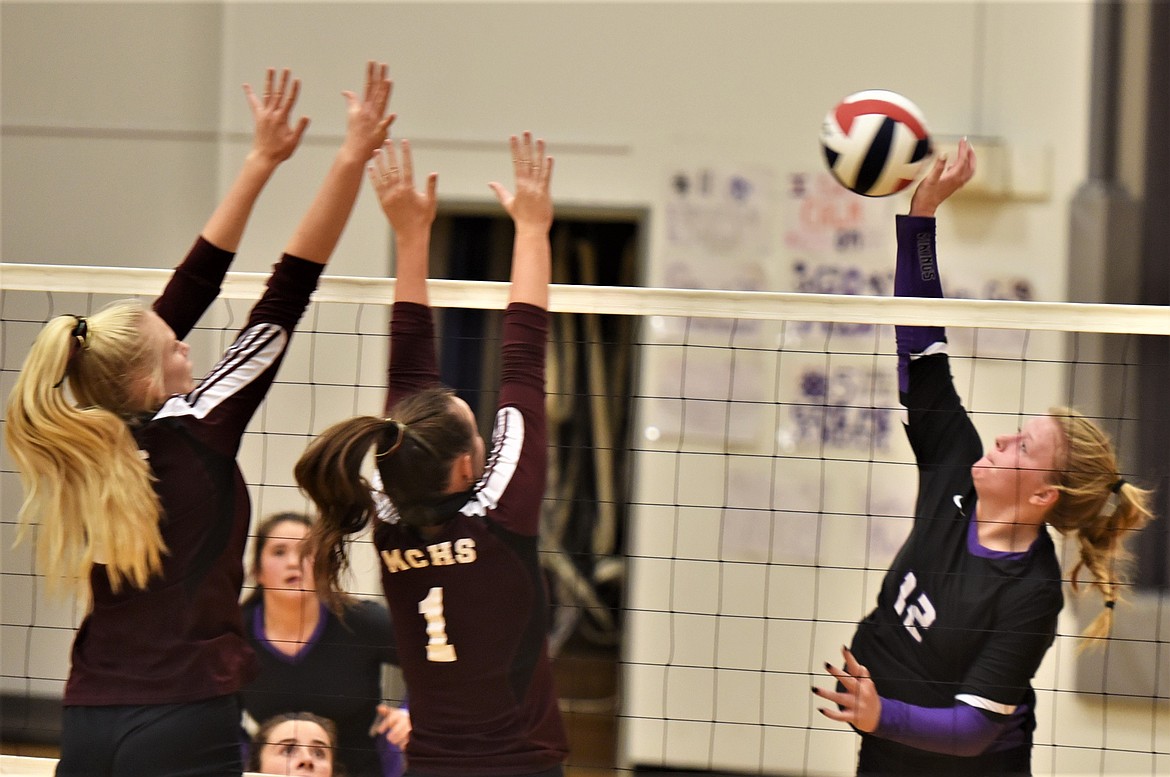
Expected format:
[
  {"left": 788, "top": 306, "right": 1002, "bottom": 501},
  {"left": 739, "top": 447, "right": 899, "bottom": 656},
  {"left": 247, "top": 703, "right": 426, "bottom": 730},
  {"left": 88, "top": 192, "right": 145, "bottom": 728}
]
[
  {"left": 294, "top": 415, "right": 392, "bottom": 612},
  {"left": 294, "top": 387, "right": 476, "bottom": 611}
]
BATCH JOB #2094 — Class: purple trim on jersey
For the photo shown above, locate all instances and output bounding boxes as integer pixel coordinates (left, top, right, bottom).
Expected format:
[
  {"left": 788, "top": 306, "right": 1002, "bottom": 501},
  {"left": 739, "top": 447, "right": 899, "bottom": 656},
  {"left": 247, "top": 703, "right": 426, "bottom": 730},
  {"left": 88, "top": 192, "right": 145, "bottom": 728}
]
[
  {"left": 251, "top": 601, "right": 330, "bottom": 664},
  {"left": 895, "top": 215, "right": 947, "bottom": 394},
  {"left": 966, "top": 516, "right": 1040, "bottom": 561}
]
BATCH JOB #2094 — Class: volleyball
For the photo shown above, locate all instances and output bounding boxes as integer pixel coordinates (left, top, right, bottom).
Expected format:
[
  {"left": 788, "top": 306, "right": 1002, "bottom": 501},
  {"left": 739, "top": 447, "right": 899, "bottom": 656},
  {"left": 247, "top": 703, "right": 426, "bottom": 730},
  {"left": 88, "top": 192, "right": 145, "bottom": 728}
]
[{"left": 820, "top": 90, "right": 933, "bottom": 197}]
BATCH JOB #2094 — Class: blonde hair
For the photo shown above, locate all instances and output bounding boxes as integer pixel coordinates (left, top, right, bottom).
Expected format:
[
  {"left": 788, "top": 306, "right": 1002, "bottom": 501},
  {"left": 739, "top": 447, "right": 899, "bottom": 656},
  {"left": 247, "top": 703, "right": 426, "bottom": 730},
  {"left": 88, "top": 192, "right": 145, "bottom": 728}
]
[
  {"left": 4, "top": 301, "right": 167, "bottom": 597},
  {"left": 1046, "top": 406, "right": 1154, "bottom": 642}
]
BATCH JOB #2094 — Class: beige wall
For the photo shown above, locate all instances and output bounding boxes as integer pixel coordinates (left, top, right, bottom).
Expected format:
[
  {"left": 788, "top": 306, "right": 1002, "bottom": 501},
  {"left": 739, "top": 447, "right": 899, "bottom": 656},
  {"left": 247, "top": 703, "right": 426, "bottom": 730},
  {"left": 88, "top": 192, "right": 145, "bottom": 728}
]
[{"left": 3, "top": 2, "right": 1164, "bottom": 775}]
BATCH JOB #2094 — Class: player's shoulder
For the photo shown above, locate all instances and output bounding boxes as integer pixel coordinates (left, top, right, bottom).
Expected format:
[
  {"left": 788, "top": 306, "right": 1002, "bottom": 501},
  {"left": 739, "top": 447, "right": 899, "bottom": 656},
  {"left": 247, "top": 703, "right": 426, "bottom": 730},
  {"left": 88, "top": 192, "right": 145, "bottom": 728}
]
[
  {"left": 1005, "top": 542, "right": 1064, "bottom": 609},
  {"left": 340, "top": 597, "right": 393, "bottom": 633}
]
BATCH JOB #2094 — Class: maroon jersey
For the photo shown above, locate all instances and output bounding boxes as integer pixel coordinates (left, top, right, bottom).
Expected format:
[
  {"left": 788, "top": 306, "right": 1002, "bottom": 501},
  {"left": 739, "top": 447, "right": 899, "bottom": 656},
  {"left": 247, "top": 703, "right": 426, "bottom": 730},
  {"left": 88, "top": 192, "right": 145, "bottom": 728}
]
[
  {"left": 63, "top": 238, "right": 323, "bottom": 706},
  {"left": 371, "top": 301, "right": 568, "bottom": 776}
]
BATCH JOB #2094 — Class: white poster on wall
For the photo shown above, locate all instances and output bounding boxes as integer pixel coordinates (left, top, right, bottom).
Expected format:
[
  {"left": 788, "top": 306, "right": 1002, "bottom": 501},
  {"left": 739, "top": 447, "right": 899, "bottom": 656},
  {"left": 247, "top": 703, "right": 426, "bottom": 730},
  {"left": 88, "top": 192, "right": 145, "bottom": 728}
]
[
  {"left": 646, "top": 165, "right": 778, "bottom": 449},
  {"left": 719, "top": 171, "right": 911, "bottom": 563}
]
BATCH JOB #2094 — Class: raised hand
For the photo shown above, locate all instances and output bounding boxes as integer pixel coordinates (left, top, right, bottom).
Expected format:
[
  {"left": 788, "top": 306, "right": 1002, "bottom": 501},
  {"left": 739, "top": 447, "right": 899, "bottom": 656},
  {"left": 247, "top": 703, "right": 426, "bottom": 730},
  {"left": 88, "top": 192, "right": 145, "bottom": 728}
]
[
  {"left": 243, "top": 67, "right": 310, "bottom": 164},
  {"left": 368, "top": 139, "right": 438, "bottom": 241},
  {"left": 812, "top": 645, "right": 881, "bottom": 733},
  {"left": 489, "top": 132, "right": 554, "bottom": 233},
  {"left": 341, "top": 60, "right": 396, "bottom": 163},
  {"left": 909, "top": 137, "right": 977, "bottom": 217}
]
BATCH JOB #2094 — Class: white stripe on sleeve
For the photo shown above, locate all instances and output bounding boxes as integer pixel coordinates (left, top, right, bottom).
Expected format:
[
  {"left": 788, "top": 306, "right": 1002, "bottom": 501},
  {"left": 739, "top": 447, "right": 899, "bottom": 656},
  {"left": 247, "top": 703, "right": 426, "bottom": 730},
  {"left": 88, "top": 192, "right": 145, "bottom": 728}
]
[{"left": 954, "top": 693, "right": 1017, "bottom": 716}]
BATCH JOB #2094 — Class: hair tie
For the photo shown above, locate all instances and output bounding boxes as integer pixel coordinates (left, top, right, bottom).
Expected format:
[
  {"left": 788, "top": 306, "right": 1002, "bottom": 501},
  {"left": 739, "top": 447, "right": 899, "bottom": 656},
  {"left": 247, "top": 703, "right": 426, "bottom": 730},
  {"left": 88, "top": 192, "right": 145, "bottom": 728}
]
[
  {"left": 53, "top": 315, "right": 89, "bottom": 388},
  {"left": 1104, "top": 600, "right": 1116, "bottom": 609},
  {"left": 1110, "top": 478, "right": 1126, "bottom": 494},
  {"left": 375, "top": 419, "right": 407, "bottom": 459},
  {"left": 71, "top": 316, "right": 89, "bottom": 348}
]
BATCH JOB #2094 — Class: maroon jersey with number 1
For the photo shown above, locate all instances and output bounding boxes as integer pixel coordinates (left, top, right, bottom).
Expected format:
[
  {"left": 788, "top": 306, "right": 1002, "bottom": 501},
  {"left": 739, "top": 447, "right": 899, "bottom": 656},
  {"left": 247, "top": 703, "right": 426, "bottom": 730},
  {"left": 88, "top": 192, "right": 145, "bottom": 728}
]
[{"left": 371, "top": 301, "right": 568, "bottom": 776}]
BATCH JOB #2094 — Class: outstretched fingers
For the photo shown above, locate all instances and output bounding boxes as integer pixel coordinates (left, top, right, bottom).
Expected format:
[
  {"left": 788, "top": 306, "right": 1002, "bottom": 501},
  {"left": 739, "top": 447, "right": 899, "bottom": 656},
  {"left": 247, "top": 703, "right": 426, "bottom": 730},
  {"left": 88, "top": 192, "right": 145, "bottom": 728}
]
[
  {"left": 511, "top": 132, "right": 551, "bottom": 182},
  {"left": 811, "top": 646, "right": 880, "bottom": 732},
  {"left": 369, "top": 139, "right": 404, "bottom": 189},
  {"left": 281, "top": 75, "right": 301, "bottom": 115},
  {"left": 342, "top": 61, "right": 396, "bottom": 160},
  {"left": 490, "top": 132, "right": 553, "bottom": 227},
  {"left": 951, "top": 137, "right": 977, "bottom": 182},
  {"left": 366, "top": 60, "right": 393, "bottom": 121},
  {"left": 243, "top": 67, "right": 310, "bottom": 163},
  {"left": 368, "top": 139, "right": 439, "bottom": 237}
]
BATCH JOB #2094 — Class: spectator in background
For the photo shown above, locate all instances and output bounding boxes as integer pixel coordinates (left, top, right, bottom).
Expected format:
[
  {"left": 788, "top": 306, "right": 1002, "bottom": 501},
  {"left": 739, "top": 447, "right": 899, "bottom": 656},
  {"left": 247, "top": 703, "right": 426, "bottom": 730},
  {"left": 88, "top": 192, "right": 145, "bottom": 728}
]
[
  {"left": 249, "top": 711, "right": 342, "bottom": 777},
  {"left": 242, "top": 512, "right": 409, "bottom": 776}
]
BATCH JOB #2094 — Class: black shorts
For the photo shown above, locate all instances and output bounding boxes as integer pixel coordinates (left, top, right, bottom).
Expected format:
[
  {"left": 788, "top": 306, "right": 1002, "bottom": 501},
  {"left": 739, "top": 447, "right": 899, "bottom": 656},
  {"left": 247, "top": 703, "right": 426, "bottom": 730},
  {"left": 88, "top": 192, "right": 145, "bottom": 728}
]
[
  {"left": 858, "top": 734, "right": 1032, "bottom": 776},
  {"left": 57, "top": 695, "right": 242, "bottom": 777}
]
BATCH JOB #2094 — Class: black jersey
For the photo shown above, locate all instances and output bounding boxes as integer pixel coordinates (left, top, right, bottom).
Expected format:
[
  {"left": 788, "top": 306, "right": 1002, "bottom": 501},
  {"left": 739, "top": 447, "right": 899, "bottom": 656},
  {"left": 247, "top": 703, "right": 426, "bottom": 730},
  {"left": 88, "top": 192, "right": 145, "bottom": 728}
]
[
  {"left": 241, "top": 598, "right": 398, "bottom": 776},
  {"left": 64, "top": 239, "right": 323, "bottom": 706},
  {"left": 851, "top": 352, "right": 1063, "bottom": 766},
  {"left": 370, "top": 301, "right": 568, "bottom": 776}
]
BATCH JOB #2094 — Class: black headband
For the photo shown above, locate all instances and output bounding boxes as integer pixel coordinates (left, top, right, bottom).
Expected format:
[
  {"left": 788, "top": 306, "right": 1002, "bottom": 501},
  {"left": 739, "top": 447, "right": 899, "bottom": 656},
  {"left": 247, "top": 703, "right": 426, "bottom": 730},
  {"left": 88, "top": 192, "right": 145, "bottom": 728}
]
[{"left": 53, "top": 315, "right": 89, "bottom": 389}]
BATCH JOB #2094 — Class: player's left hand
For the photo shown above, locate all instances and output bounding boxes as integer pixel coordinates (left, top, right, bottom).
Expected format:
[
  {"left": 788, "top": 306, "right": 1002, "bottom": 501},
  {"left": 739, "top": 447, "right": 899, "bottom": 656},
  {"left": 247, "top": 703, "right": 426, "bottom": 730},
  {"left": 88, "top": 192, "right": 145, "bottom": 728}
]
[
  {"left": 243, "top": 67, "right": 310, "bottom": 164},
  {"left": 369, "top": 138, "right": 438, "bottom": 239},
  {"left": 341, "top": 60, "right": 396, "bottom": 163},
  {"left": 373, "top": 702, "right": 412, "bottom": 749},
  {"left": 812, "top": 645, "right": 881, "bottom": 733},
  {"left": 489, "top": 131, "right": 553, "bottom": 233}
]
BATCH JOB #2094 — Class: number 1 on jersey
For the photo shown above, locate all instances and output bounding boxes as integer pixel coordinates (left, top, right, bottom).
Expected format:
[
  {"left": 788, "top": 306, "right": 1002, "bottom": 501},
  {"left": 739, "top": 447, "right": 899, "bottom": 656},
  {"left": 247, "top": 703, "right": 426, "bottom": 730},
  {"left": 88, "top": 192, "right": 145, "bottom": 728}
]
[{"left": 419, "top": 586, "right": 457, "bottom": 662}]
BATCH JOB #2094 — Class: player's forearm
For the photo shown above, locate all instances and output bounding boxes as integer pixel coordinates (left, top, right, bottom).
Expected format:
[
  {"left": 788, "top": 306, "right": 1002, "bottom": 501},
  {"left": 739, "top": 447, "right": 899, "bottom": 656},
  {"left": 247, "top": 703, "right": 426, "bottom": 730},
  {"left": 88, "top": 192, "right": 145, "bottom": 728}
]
[
  {"left": 875, "top": 697, "right": 1005, "bottom": 757},
  {"left": 284, "top": 151, "right": 367, "bottom": 265},
  {"left": 393, "top": 232, "right": 430, "bottom": 306},
  {"left": 201, "top": 152, "right": 283, "bottom": 252},
  {"left": 507, "top": 229, "right": 551, "bottom": 309},
  {"left": 894, "top": 215, "right": 947, "bottom": 395}
]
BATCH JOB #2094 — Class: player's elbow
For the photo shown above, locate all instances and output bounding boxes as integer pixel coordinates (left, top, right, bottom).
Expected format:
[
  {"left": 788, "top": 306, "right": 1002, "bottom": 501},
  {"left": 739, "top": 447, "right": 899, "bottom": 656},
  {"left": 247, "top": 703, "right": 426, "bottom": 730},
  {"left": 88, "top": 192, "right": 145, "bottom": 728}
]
[
  {"left": 953, "top": 734, "right": 998, "bottom": 758},
  {"left": 951, "top": 716, "right": 1005, "bottom": 758}
]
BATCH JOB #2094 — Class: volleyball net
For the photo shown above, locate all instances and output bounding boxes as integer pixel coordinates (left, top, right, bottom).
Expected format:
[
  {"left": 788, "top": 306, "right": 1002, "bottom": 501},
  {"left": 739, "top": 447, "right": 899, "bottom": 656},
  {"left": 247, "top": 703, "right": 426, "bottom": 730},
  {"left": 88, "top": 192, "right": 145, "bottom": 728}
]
[{"left": 2, "top": 263, "right": 1167, "bottom": 776}]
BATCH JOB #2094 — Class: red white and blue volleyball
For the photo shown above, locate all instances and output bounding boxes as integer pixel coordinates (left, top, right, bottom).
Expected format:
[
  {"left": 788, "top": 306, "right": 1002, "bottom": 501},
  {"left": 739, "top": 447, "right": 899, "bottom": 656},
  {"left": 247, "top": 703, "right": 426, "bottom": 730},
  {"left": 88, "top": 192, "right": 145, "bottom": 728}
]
[{"left": 820, "top": 90, "right": 933, "bottom": 197}]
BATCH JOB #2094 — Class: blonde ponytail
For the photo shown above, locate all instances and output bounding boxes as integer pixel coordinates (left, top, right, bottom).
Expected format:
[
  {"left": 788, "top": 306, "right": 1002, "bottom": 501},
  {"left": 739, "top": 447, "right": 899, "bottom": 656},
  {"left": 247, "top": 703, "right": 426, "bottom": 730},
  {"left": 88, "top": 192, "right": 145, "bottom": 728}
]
[
  {"left": 1047, "top": 408, "right": 1154, "bottom": 643},
  {"left": 5, "top": 303, "right": 168, "bottom": 597}
]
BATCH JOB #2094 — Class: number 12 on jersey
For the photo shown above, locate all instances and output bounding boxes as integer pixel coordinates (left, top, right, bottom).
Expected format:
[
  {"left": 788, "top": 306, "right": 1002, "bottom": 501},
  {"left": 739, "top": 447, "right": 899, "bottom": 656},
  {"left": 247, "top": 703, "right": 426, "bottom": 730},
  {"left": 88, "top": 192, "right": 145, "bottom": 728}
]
[
  {"left": 893, "top": 571, "right": 936, "bottom": 643},
  {"left": 419, "top": 586, "right": 458, "bottom": 662}
]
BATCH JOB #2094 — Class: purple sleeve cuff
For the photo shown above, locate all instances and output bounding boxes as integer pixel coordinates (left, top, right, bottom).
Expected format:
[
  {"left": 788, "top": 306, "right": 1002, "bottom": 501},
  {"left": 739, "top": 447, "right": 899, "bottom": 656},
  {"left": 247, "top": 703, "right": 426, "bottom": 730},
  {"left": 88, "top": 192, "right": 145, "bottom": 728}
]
[
  {"left": 875, "top": 697, "right": 1004, "bottom": 757},
  {"left": 375, "top": 730, "right": 405, "bottom": 777}
]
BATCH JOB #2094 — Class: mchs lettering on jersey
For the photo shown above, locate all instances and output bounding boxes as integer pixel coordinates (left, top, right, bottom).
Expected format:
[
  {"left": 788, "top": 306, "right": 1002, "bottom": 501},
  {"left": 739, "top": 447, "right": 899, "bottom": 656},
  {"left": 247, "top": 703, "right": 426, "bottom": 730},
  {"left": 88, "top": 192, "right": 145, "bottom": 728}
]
[{"left": 380, "top": 539, "right": 477, "bottom": 573}]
